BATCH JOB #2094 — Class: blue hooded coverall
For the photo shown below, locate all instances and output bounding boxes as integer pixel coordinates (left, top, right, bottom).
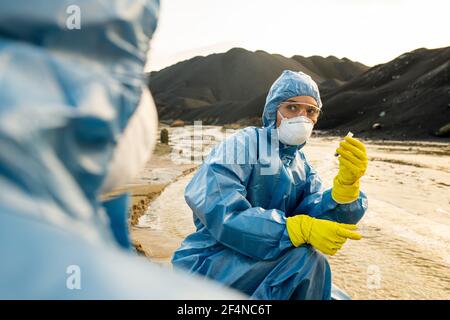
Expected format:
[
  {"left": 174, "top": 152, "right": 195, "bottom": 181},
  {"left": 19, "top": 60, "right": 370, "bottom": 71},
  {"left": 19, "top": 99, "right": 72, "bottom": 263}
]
[
  {"left": 0, "top": 0, "right": 243, "bottom": 299},
  {"left": 172, "top": 71, "right": 368, "bottom": 300}
]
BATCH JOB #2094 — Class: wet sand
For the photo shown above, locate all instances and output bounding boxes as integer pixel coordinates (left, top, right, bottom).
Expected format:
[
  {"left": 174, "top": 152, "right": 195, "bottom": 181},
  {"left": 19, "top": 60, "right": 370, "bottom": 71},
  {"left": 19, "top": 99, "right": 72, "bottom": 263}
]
[{"left": 128, "top": 128, "right": 450, "bottom": 299}]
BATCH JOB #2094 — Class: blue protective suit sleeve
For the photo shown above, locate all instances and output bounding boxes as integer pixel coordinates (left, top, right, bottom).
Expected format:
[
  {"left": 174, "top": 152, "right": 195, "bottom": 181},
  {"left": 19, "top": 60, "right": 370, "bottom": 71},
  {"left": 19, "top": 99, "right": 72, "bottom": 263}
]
[
  {"left": 184, "top": 133, "right": 293, "bottom": 261},
  {"left": 294, "top": 154, "right": 368, "bottom": 224}
]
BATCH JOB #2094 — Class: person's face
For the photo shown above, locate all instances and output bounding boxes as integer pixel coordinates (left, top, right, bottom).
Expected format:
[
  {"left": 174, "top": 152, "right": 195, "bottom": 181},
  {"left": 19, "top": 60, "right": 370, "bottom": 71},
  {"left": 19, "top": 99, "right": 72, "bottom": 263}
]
[{"left": 275, "top": 96, "right": 320, "bottom": 127}]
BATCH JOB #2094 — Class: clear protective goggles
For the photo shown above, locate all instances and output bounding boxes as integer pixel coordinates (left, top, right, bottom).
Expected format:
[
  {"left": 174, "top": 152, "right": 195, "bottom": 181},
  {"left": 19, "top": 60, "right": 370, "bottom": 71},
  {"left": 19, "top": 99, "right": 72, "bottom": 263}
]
[{"left": 277, "top": 101, "right": 322, "bottom": 122}]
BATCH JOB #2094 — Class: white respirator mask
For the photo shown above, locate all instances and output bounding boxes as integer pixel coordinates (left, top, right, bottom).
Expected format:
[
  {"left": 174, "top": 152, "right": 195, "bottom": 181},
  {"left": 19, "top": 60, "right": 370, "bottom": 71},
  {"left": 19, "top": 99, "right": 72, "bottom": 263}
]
[
  {"left": 277, "top": 110, "right": 314, "bottom": 146},
  {"left": 101, "top": 87, "right": 158, "bottom": 194}
]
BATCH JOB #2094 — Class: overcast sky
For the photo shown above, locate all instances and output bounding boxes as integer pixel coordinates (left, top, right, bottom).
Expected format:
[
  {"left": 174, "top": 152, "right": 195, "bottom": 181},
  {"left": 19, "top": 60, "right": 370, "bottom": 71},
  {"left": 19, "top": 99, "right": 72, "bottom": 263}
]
[{"left": 145, "top": 0, "right": 450, "bottom": 71}]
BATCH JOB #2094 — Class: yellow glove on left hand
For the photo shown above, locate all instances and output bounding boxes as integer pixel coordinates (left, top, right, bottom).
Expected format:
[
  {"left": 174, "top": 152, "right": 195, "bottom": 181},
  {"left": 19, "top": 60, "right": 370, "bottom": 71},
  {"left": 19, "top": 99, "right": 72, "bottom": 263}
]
[
  {"left": 332, "top": 136, "right": 368, "bottom": 204},
  {"left": 286, "top": 215, "right": 362, "bottom": 255}
]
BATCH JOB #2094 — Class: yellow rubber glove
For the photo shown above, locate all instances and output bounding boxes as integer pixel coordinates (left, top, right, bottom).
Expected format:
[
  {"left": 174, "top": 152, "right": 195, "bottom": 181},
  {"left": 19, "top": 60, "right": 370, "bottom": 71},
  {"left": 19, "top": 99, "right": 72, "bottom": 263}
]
[
  {"left": 332, "top": 136, "right": 368, "bottom": 204},
  {"left": 286, "top": 215, "right": 362, "bottom": 255}
]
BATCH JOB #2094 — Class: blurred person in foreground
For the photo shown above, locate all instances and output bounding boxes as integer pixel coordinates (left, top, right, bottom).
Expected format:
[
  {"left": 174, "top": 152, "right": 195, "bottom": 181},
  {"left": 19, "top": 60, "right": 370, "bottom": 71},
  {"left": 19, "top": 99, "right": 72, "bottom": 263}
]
[{"left": 0, "top": 0, "right": 243, "bottom": 299}]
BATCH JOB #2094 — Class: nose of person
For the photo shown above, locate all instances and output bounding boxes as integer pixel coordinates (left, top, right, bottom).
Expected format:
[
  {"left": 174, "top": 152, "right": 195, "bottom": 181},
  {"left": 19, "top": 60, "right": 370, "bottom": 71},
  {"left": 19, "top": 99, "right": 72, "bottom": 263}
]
[{"left": 298, "top": 107, "right": 308, "bottom": 118}]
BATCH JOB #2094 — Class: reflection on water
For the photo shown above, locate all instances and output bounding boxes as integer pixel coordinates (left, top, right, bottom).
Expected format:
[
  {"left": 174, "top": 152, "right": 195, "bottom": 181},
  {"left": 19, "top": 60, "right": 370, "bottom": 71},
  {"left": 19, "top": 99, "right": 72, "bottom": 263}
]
[
  {"left": 139, "top": 125, "right": 232, "bottom": 229},
  {"left": 169, "top": 125, "right": 236, "bottom": 164}
]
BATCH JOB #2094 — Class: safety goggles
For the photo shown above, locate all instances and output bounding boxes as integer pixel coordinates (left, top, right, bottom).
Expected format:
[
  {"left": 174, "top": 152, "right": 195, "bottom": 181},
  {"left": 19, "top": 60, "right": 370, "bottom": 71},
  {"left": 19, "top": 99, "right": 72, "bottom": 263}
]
[{"left": 278, "top": 101, "right": 322, "bottom": 121}]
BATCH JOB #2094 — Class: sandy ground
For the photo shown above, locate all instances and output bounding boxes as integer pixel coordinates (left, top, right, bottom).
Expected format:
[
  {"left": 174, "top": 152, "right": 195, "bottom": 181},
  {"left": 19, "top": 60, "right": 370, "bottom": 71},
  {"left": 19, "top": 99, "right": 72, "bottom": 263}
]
[{"left": 127, "top": 127, "right": 450, "bottom": 299}]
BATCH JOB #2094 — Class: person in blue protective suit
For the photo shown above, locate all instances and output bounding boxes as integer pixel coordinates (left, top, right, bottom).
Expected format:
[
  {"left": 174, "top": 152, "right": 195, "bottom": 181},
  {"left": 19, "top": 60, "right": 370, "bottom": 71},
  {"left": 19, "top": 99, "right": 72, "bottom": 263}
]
[
  {"left": 0, "top": 0, "right": 244, "bottom": 299},
  {"left": 172, "top": 70, "right": 369, "bottom": 300}
]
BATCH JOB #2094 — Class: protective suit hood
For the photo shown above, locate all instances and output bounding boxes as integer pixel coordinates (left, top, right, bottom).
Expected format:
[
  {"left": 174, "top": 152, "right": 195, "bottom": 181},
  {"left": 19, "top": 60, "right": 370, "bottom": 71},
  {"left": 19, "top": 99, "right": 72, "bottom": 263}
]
[
  {"left": 0, "top": 1, "right": 159, "bottom": 244},
  {"left": 259, "top": 70, "right": 322, "bottom": 159},
  {"left": 262, "top": 70, "right": 322, "bottom": 128}
]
